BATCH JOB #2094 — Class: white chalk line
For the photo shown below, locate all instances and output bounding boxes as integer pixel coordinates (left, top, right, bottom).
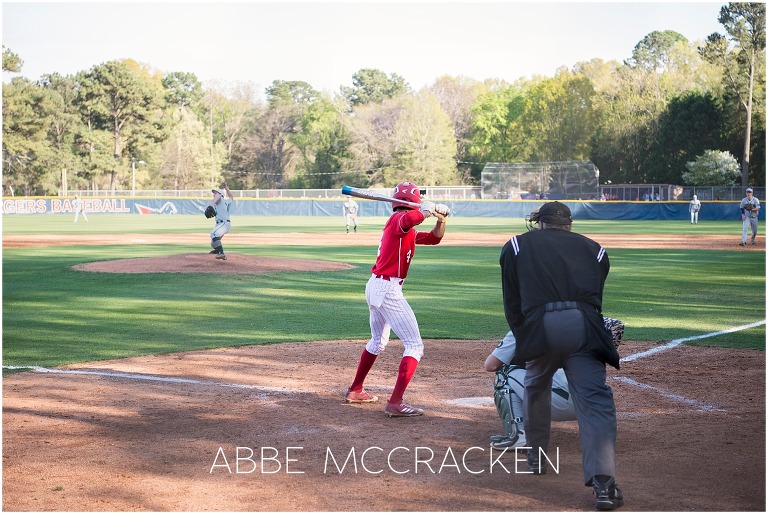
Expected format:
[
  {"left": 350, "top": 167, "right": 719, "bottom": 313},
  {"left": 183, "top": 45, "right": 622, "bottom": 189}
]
[
  {"left": 2, "top": 365, "right": 290, "bottom": 395},
  {"left": 619, "top": 320, "right": 766, "bottom": 363},
  {"left": 612, "top": 376, "right": 725, "bottom": 413},
  {"left": 449, "top": 320, "right": 766, "bottom": 411},
  {"left": 6, "top": 321, "right": 763, "bottom": 412}
]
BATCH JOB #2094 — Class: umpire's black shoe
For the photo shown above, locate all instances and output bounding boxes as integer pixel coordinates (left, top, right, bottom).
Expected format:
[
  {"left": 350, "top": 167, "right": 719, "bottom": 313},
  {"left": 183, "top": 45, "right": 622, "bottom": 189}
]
[
  {"left": 526, "top": 449, "right": 546, "bottom": 475},
  {"left": 592, "top": 476, "right": 624, "bottom": 511}
]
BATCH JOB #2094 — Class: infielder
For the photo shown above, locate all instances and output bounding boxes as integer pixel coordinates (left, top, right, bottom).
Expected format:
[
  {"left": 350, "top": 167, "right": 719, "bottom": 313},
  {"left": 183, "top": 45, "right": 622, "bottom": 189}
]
[
  {"left": 485, "top": 317, "right": 624, "bottom": 451},
  {"left": 689, "top": 195, "right": 701, "bottom": 224},
  {"left": 73, "top": 195, "right": 88, "bottom": 223},
  {"left": 204, "top": 180, "right": 233, "bottom": 260},
  {"left": 343, "top": 197, "right": 359, "bottom": 234},
  {"left": 345, "top": 182, "right": 450, "bottom": 417},
  {"left": 739, "top": 188, "right": 760, "bottom": 246}
]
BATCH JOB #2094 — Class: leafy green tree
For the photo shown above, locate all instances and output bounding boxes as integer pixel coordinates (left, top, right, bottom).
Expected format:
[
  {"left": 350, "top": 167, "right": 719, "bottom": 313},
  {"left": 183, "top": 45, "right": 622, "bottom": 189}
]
[
  {"left": 266, "top": 80, "right": 318, "bottom": 106},
  {"left": 682, "top": 149, "right": 741, "bottom": 185},
  {"left": 39, "top": 73, "right": 88, "bottom": 191},
  {"left": 625, "top": 30, "right": 689, "bottom": 71},
  {"left": 465, "top": 82, "right": 528, "bottom": 171},
  {"left": 2, "top": 46, "right": 22, "bottom": 72},
  {"left": 521, "top": 70, "right": 598, "bottom": 162},
  {"left": 160, "top": 108, "right": 226, "bottom": 189},
  {"left": 204, "top": 81, "right": 260, "bottom": 173},
  {"left": 642, "top": 91, "right": 726, "bottom": 184},
  {"left": 386, "top": 89, "right": 460, "bottom": 186},
  {"left": 163, "top": 71, "right": 203, "bottom": 110},
  {"left": 701, "top": 2, "right": 766, "bottom": 186},
  {"left": 2, "top": 78, "right": 52, "bottom": 194},
  {"left": 341, "top": 68, "right": 410, "bottom": 106},
  {"left": 292, "top": 93, "right": 350, "bottom": 188},
  {"left": 79, "top": 60, "right": 164, "bottom": 190},
  {"left": 429, "top": 75, "right": 487, "bottom": 176},
  {"left": 342, "top": 96, "right": 404, "bottom": 187}
]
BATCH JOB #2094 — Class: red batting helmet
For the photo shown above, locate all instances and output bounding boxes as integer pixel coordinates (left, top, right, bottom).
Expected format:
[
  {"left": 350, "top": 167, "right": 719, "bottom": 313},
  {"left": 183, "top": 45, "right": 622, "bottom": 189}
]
[{"left": 392, "top": 182, "right": 421, "bottom": 211}]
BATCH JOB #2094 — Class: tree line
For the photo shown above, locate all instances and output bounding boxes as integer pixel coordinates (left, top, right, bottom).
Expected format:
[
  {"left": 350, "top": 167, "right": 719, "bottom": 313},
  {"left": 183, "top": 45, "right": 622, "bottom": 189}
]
[{"left": 2, "top": 3, "right": 764, "bottom": 196}]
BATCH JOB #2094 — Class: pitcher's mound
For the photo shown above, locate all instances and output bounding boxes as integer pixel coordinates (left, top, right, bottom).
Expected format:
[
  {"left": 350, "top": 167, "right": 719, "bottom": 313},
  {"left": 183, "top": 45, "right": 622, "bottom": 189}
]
[{"left": 72, "top": 253, "right": 355, "bottom": 274}]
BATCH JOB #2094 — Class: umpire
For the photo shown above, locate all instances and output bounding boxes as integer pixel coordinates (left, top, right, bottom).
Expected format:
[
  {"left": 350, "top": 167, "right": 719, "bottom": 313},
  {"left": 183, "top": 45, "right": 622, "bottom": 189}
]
[{"left": 499, "top": 201, "right": 624, "bottom": 511}]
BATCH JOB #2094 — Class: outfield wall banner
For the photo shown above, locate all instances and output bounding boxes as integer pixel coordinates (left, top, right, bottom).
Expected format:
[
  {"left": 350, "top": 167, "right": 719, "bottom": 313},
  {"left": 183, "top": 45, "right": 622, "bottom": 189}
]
[{"left": 2, "top": 197, "right": 762, "bottom": 221}]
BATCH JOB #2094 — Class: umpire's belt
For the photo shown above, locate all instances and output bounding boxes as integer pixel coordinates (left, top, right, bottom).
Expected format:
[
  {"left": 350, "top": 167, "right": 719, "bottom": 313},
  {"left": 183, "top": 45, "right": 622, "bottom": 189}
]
[
  {"left": 544, "top": 301, "right": 578, "bottom": 312},
  {"left": 374, "top": 274, "right": 404, "bottom": 285}
]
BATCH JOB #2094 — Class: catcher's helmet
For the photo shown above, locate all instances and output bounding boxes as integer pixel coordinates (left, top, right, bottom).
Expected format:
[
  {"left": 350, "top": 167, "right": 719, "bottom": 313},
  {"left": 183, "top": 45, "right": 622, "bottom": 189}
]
[{"left": 392, "top": 182, "right": 421, "bottom": 211}]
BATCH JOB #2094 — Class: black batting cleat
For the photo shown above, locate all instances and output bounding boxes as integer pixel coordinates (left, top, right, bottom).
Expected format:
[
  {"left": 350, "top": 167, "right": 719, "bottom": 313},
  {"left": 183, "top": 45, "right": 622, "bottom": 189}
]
[
  {"left": 527, "top": 449, "right": 546, "bottom": 475},
  {"left": 592, "top": 476, "right": 624, "bottom": 511}
]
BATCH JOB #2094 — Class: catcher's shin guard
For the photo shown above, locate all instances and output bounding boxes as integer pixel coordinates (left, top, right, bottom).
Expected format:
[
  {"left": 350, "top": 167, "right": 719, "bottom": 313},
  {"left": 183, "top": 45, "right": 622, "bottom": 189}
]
[{"left": 494, "top": 364, "right": 524, "bottom": 439}]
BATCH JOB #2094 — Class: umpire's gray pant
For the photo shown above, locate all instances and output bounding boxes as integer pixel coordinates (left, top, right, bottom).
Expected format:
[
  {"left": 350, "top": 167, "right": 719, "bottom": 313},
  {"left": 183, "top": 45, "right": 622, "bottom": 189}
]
[{"left": 523, "top": 306, "right": 617, "bottom": 485}]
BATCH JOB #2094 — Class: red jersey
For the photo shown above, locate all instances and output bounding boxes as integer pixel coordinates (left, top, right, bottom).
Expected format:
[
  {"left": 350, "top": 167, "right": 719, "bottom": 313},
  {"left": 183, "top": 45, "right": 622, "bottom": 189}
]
[{"left": 371, "top": 209, "right": 442, "bottom": 279}]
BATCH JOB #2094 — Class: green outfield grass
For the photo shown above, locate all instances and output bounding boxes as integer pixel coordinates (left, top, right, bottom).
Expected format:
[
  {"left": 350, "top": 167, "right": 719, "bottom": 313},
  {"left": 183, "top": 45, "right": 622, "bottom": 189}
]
[{"left": 2, "top": 215, "right": 765, "bottom": 370}]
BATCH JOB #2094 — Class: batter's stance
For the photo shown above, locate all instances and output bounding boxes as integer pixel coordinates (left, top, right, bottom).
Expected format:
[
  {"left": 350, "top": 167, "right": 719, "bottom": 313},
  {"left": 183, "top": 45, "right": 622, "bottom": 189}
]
[
  {"left": 345, "top": 182, "right": 450, "bottom": 417},
  {"left": 205, "top": 180, "right": 233, "bottom": 260}
]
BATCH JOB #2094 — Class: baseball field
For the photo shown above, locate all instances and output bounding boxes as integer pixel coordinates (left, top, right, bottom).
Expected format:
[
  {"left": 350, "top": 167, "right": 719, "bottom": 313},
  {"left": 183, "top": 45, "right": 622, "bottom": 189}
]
[{"left": 2, "top": 214, "right": 765, "bottom": 511}]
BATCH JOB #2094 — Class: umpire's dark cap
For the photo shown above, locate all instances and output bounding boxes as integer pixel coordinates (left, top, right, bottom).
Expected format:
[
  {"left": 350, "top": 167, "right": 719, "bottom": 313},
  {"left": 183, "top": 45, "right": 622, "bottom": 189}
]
[{"left": 537, "top": 201, "right": 573, "bottom": 224}]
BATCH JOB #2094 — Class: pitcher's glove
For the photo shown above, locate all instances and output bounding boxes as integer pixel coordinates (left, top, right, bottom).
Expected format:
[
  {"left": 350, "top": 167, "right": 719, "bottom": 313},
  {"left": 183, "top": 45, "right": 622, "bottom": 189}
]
[
  {"left": 204, "top": 205, "right": 216, "bottom": 218},
  {"left": 603, "top": 316, "right": 625, "bottom": 348},
  {"left": 744, "top": 204, "right": 755, "bottom": 211}
]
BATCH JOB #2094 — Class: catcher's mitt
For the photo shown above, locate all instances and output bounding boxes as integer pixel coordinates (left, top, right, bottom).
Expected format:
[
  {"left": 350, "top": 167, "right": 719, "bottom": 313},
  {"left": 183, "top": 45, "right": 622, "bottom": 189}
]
[
  {"left": 204, "top": 205, "right": 216, "bottom": 218},
  {"left": 603, "top": 316, "right": 625, "bottom": 348}
]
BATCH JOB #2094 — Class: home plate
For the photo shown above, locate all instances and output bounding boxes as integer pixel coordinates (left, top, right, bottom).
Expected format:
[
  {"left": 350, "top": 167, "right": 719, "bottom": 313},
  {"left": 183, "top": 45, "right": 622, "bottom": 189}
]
[{"left": 446, "top": 397, "right": 494, "bottom": 408}]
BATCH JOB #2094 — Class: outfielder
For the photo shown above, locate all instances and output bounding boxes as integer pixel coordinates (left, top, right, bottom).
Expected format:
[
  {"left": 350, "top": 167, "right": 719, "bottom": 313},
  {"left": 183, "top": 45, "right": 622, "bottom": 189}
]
[
  {"left": 204, "top": 180, "right": 233, "bottom": 260},
  {"left": 73, "top": 195, "right": 88, "bottom": 223},
  {"left": 739, "top": 188, "right": 760, "bottom": 246},
  {"left": 689, "top": 195, "right": 701, "bottom": 224},
  {"left": 485, "top": 317, "right": 624, "bottom": 451},
  {"left": 345, "top": 182, "right": 450, "bottom": 417},
  {"left": 343, "top": 197, "right": 359, "bottom": 234}
]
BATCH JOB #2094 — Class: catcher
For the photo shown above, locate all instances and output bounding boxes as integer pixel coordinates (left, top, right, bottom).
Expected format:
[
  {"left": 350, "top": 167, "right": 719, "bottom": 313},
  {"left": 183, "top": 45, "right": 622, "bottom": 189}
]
[
  {"left": 204, "top": 180, "right": 234, "bottom": 260},
  {"left": 484, "top": 317, "right": 625, "bottom": 451}
]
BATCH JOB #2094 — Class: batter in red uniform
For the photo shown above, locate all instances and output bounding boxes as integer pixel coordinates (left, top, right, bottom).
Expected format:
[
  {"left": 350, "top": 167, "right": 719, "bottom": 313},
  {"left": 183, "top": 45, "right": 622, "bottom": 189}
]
[{"left": 345, "top": 182, "right": 450, "bottom": 417}]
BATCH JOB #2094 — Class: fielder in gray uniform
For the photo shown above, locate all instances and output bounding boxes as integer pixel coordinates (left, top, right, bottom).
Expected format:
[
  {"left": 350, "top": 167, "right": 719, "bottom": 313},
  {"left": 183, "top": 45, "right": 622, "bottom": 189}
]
[
  {"left": 739, "top": 188, "right": 760, "bottom": 246},
  {"left": 207, "top": 180, "right": 233, "bottom": 260},
  {"left": 484, "top": 331, "right": 575, "bottom": 450}
]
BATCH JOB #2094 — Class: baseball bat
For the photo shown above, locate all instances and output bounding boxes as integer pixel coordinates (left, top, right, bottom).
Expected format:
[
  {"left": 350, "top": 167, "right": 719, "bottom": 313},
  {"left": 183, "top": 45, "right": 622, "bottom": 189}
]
[{"left": 341, "top": 185, "right": 421, "bottom": 209}]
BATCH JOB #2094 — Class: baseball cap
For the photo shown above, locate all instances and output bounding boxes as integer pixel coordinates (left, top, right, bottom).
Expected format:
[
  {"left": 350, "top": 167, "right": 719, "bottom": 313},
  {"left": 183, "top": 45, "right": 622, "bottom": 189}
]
[
  {"left": 746, "top": 188, "right": 753, "bottom": 193},
  {"left": 537, "top": 201, "right": 573, "bottom": 225},
  {"left": 212, "top": 188, "right": 225, "bottom": 196}
]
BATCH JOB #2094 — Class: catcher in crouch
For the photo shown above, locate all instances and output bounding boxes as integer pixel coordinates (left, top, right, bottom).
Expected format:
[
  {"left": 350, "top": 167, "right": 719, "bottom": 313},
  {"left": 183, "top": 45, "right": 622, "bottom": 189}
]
[
  {"left": 204, "top": 180, "right": 234, "bottom": 260},
  {"left": 484, "top": 317, "right": 625, "bottom": 451}
]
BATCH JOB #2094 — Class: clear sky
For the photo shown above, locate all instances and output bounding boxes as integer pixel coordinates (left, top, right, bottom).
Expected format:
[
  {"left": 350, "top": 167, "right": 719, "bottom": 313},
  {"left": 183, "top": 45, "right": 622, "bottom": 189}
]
[{"left": 2, "top": 1, "right": 726, "bottom": 98}]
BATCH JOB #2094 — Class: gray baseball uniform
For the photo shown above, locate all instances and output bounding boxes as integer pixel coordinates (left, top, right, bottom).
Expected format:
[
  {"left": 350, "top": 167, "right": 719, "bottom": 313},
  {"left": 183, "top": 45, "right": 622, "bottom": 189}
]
[{"left": 740, "top": 190, "right": 760, "bottom": 245}]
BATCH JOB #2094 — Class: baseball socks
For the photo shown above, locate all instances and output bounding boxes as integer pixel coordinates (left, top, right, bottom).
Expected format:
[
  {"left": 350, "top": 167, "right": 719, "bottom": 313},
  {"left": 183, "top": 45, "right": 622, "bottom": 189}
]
[
  {"left": 349, "top": 349, "right": 378, "bottom": 393},
  {"left": 388, "top": 356, "right": 418, "bottom": 405}
]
